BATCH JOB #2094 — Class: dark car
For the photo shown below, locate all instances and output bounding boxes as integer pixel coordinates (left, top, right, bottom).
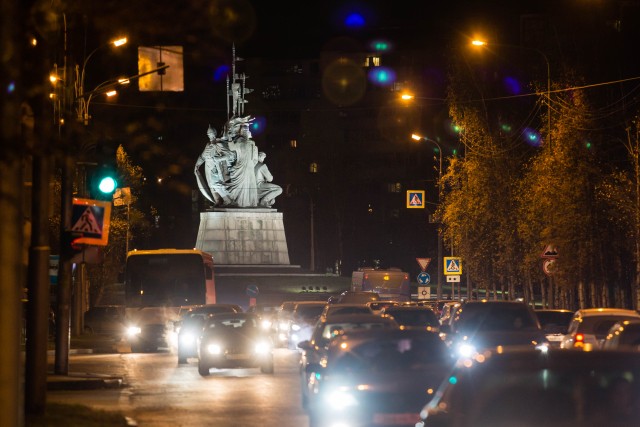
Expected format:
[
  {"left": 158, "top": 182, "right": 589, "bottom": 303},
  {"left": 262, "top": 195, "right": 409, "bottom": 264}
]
[
  {"left": 336, "top": 291, "right": 380, "bottom": 304},
  {"left": 535, "top": 309, "right": 573, "bottom": 348},
  {"left": 297, "top": 313, "right": 399, "bottom": 410},
  {"left": 319, "top": 303, "right": 373, "bottom": 319},
  {"left": 381, "top": 305, "right": 440, "bottom": 330},
  {"left": 197, "top": 312, "right": 274, "bottom": 376},
  {"left": 83, "top": 305, "right": 125, "bottom": 335},
  {"left": 306, "top": 328, "right": 453, "bottom": 427},
  {"left": 442, "top": 300, "right": 547, "bottom": 357},
  {"left": 287, "top": 301, "right": 327, "bottom": 349},
  {"left": 176, "top": 304, "right": 243, "bottom": 363},
  {"left": 417, "top": 349, "right": 640, "bottom": 427}
]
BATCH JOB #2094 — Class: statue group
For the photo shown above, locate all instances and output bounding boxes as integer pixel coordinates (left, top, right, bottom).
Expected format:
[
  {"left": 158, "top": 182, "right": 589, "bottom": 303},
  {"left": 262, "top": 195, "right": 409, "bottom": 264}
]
[{"left": 194, "top": 116, "right": 282, "bottom": 208}]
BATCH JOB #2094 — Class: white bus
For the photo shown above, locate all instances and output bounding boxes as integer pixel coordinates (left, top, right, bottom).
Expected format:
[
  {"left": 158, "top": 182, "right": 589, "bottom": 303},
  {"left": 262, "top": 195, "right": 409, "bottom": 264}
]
[{"left": 123, "top": 249, "right": 215, "bottom": 352}]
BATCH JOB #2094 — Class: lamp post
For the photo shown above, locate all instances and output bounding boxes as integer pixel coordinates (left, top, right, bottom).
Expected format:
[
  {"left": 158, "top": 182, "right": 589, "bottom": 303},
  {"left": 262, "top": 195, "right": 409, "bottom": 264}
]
[
  {"left": 411, "top": 133, "right": 444, "bottom": 300},
  {"left": 471, "top": 39, "right": 551, "bottom": 148},
  {"left": 75, "top": 37, "right": 127, "bottom": 125}
]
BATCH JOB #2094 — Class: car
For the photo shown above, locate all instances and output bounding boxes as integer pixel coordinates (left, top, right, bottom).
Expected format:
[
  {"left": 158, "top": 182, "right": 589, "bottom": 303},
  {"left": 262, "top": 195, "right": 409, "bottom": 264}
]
[
  {"left": 319, "top": 303, "right": 373, "bottom": 319},
  {"left": 176, "top": 304, "right": 242, "bottom": 363},
  {"left": 560, "top": 308, "right": 640, "bottom": 350},
  {"left": 535, "top": 309, "right": 573, "bottom": 348},
  {"left": 441, "top": 300, "right": 547, "bottom": 358},
  {"left": 603, "top": 319, "right": 640, "bottom": 350},
  {"left": 287, "top": 301, "right": 327, "bottom": 349},
  {"left": 365, "top": 300, "right": 400, "bottom": 314},
  {"left": 305, "top": 328, "right": 453, "bottom": 427},
  {"left": 83, "top": 305, "right": 125, "bottom": 335},
  {"left": 245, "top": 303, "right": 280, "bottom": 339},
  {"left": 381, "top": 305, "right": 440, "bottom": 330},
  {"left": 274, "top": 301, "right": 298, "bottom": 347},
  {"left": 297, "top": 313, "right": 399, "bottom": 410},
  {"left": 336, "top": 290, "right": 380, "bottom": 304},
  {"left": 197, "top": 312, "right": 274, "bottom": 376},
  {"left": 438, "top": 301, "right": 461, "bottom": 325},
  {"left": 416, "top": 349, "right": 640, "bottom": 427}
]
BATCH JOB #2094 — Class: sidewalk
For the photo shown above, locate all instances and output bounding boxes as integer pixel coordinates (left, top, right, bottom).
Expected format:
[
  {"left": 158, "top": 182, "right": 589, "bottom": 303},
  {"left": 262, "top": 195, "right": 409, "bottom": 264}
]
[{"left": 46, "top": 334, "right": 127, "bottom": 391}]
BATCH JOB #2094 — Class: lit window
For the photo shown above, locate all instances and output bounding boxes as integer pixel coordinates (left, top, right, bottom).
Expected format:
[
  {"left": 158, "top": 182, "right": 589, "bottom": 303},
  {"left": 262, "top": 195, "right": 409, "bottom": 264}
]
[
  {"left": 309, "top": 162, "right": 318, "bottom": 173},
  {"left": 290, "top": 139, "right": 297, "bottom": 148}
]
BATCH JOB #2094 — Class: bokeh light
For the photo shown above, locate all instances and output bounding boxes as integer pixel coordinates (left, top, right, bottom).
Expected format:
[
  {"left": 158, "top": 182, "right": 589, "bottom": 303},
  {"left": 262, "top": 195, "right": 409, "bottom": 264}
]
[
  {"left": 7, "top": 81, "right": 16, "bottom": 93},
  {"left": 344, "top": 12, "right": 365, "bottom": 28},
  {"left": 500, "top": 123, "right": 512, "bottom": 133},
  {"left": 523, "top": 127, "right": 542, "bottom": 147},
  {"left": 370, "top": 39, "right": 392, "bottom": 53},
  {"left": 250, "top": 115, "right": 267, "bottom": 136},
  {"left": 208, "top": 0, "right": 257, "bottom": 43},
  {"left": 322, "top": 59, "right": 367, "bottom": 106},
  {"left": 503, "top": 76, "right": 522, "bottom": 95},
  {"left": 213, "top": 64, "right": 230, "bottom": 82},
  {"left": 368, "top": 66, "right": 396, "bottom": 87}
]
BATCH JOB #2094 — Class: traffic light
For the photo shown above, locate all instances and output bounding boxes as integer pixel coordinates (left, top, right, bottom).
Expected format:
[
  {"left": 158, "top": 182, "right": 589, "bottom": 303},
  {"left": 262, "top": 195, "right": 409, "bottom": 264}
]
[{"left": 91, "top": 142, "right": 119, "bottom": 200}]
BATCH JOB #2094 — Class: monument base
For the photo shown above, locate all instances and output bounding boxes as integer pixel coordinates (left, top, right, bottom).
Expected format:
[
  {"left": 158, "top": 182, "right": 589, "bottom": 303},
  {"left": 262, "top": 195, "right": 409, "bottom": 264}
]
[{"left": 195, "top": 209, "right": 290, "bottom": 265}]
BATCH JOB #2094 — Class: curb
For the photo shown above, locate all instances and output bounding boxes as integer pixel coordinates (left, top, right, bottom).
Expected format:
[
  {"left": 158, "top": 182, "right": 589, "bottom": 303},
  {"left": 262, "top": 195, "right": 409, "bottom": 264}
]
[{"left": 47, "top": 372, "right": 125, "bottom": 391}]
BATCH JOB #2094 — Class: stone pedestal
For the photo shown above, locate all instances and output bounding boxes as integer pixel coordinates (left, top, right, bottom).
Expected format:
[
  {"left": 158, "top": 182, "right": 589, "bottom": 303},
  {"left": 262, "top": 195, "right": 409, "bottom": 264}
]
[{"left": 195, "top": 208, "right": 290, "bottom": 265}]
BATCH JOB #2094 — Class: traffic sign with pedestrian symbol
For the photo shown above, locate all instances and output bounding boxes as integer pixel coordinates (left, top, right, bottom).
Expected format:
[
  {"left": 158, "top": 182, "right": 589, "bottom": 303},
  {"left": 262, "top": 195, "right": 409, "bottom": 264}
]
[{"left": 444, "top": 257, "right": 462, "bottom": 275}]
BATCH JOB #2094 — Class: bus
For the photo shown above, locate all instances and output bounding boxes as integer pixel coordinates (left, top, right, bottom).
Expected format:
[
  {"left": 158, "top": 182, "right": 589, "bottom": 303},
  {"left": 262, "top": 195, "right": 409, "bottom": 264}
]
[
  {"left": 351, "top": 267, "right": 411, "bottom": 302},
  {"left": 123, "top": 249, "right": 215, "bottom": 352}
]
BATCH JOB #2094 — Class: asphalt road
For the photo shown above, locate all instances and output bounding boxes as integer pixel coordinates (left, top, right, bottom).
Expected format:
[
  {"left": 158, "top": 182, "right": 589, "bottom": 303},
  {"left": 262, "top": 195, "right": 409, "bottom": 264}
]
[{"left": 47, "top": 348, "right": 310, "bottom": 426}]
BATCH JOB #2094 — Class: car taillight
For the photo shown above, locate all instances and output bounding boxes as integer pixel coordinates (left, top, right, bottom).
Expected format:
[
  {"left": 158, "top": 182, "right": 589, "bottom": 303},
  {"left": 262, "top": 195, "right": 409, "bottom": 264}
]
[{"left": 574, "top": 333, "right": 585, "bottom": 346}]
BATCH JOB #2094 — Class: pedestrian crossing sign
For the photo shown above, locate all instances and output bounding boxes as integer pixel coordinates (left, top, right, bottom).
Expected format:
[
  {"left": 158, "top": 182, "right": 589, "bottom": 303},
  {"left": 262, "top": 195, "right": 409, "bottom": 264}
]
[
  {"left": 444, "top": 257, "right": 462, "bottom": 275},
  {"left": 70, "top": 198, "right": 112, "bottom": 246},
  {"left": 406, "top": 190, "right": 425, "bottom": 209}
]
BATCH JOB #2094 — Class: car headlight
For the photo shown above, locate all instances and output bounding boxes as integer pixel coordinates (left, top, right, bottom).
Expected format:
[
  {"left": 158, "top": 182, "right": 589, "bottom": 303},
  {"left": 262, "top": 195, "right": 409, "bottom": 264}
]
[
  {"left": 179, "top": 332, "right": 196, "bottom": 346},
  {"left": 255, "top": 342, "right": 271, "bottom": 354},
  {"left": 126, "top": 326, "right": 142, "bottom": 337},
  {"left": 279, "top": 322, "right": 289, "bottom": 331},
  {"left": 291, "top": 323, "right": 301, "bottom": 331},
  {"left": 535, "top": 342, "right": 549, "bottom": 353},
  {"left": 261, "top": 319, "right": 272, "bottom": 330},
  {"left": 325, "top": 389, "right": 358, "bottom": 410},
  {"left": 457, "top": 343, "right": 477, "bottom": 358},
  {"left": 207, "top": 343, "right": 222, "bottom": 355}
]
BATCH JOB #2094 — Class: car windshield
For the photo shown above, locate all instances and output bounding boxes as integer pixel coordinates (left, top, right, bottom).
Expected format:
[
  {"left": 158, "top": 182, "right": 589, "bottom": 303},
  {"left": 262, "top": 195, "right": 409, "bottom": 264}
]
[
  {"left": 455, "top": 304, "right": 538, "bottom": 332},
  {"left": 581, "top": 316, "right": 639, "bottom": 337},
  {"left": 295, "top": 305, "right": 325, "bottom": 319},
  {"left": 326, "top": 306, "right": 371, "bottom": 317},
  {"left": 332, "top": 335, "right": 449, "bottom": 373},
  {"left": 320, "top": 322, "right": 392, "bottom": 341},
  {"left": 536, "top": 311, "right": 573, "bottom": 333},
  {"left": 207, "top": 317, "right": 257, "bottom": 329}
]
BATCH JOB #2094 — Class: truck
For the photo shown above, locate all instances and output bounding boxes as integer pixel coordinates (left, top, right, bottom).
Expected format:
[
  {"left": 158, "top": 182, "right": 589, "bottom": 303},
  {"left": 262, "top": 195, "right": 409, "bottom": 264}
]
[{"left": 351, "top": 267, "right": 411, "bottom": 302}]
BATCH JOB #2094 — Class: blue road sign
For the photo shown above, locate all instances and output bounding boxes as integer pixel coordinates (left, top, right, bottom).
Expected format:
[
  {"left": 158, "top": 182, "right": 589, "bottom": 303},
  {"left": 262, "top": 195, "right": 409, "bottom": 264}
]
[
  {"left": 417, "top": 272, "right": 431, "bottom": 285},
  {"left": 246, "top": 284, "right": 259, "bottom": 297}
]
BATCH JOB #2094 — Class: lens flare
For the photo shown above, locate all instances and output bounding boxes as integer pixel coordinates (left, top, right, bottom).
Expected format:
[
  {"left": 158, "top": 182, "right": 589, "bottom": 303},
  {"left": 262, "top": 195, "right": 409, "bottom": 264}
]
[{"left": 368, "top": 66, "right": 396, "bottom": 87}]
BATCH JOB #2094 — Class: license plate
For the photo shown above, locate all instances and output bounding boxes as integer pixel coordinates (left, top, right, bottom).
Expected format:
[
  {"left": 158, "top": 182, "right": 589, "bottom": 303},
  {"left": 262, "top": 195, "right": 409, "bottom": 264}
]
[
  {"left": 226, "top": 354, "right": 250, "bottom": 360},
  {"left": 373, "top": 413, "right": 419, "bottom": 425}
]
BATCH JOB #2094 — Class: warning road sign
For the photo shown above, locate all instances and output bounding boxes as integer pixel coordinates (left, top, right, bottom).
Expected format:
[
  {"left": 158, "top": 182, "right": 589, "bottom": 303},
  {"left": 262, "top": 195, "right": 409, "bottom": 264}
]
[
  {"left": 406, "top": 190, "right": 425, "bottom": 209},
  {"left": 416, "top": 258, "right": 431, "bottom": 271},
  {"left": 70, "top": 198, "right": 112, "bottom": 246},
  {"left": 444, "top": 257, "right": 462, "bottom": 275}
]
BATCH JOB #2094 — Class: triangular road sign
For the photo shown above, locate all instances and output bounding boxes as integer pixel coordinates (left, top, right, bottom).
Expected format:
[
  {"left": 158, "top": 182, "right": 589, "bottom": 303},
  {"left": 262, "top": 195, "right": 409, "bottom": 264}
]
[
  {"left": 416, "top": 258, "right": 431, "bottom": 271},
  {"left": 541, "top": 244, "right": 559, "bottom": 259},
  {"left": 71, "top": 207, "right": 102, "bottom": 234}
]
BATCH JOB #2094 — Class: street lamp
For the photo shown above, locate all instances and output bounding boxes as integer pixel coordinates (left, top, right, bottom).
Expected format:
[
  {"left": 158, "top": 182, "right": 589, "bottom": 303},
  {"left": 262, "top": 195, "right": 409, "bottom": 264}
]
[
  {"left": 471, "top": 39, "right": 552, "bottom": 148},
  {"left": 411, "top": 133, "right": 444, "bottom": 300},
  {"left": 75, "top": 37, "right": 128, "bottom": 125}
]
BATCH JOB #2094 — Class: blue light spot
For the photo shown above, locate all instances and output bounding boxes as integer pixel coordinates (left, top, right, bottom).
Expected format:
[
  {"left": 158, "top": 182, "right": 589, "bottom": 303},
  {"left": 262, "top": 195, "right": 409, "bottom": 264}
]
[
  {"left": 250, "top": 116, "right": 267, "bottom": 136},
  {"left": 523, "top": 127, "right": 542, "bottom": 147},
  {"left": 448, "top": 376, "right": 458, "bottom": 385},
  {"left": 345, "top": 13, "right": 365, "bottom": 28},
  {"left": 213, "top": 65, "right": 230, "bottom": 82},
  {"left": 503, "top": 76, "right": 521, "bottom": 95},
  {"left": 7, "top": 81, "right": 15, "bottom": 93},
  {"left": 368, "top": 67, "right": 396, "bottom": 87}
]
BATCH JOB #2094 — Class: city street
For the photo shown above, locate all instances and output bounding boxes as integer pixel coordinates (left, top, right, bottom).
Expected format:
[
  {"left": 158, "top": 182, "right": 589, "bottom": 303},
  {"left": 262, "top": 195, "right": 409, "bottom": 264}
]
[{"left": 47, "top": 349, "right": 309, "bottom": 426}]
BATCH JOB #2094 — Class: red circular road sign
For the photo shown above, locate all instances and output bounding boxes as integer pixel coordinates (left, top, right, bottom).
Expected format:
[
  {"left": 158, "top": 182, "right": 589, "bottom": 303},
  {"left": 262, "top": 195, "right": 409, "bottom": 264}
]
[{"left": 542, "top": 258, "right": 555, "bottom": 276}]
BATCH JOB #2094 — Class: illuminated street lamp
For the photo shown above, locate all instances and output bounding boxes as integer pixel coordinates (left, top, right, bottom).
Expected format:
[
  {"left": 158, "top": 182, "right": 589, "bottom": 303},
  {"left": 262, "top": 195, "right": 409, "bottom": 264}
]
[
  {"left": 75, "top": 36, "right": 128, "bottom": 125},
  {"left": 411, "top": 133, "right": 444, "bottom": 300},
  {"left": 471, "top": 38, "right": 552, "bottom": 148}
]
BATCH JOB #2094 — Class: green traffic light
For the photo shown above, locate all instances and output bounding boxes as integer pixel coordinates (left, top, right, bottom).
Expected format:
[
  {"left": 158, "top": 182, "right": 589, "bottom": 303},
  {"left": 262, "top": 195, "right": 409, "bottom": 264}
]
[{"left": 98, "top": 176, "right": 117, "bottom": 194}]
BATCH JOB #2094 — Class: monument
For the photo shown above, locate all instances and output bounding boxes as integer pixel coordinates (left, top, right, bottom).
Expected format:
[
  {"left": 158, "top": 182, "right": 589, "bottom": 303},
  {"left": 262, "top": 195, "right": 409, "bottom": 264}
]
[{"left": 194, "top": 46, "right": 348, "bottom": 306}]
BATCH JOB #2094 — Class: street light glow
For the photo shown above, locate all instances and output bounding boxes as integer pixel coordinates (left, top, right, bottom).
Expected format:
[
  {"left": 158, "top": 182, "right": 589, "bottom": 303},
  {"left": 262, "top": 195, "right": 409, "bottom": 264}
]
[
  {"left": 113, "top": 37, "right": 128, "bottom": 47},
  {"left": 471, "top": 40, "right": 486, "bottom": 46},
  {"left": 411, "top": 134, "right": 421, "bottom": 141},
  {"left": 105, "top": 90, "right": 117, "bottom": 97},
  {"left": 401, "top": 93, "right": 415, "bottom": 101}
]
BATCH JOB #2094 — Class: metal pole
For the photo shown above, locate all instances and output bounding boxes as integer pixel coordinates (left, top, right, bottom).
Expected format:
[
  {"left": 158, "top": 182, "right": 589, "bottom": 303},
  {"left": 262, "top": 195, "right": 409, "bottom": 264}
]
[{"left": 310, "top": 196, "right": 315, "bottom": 271}]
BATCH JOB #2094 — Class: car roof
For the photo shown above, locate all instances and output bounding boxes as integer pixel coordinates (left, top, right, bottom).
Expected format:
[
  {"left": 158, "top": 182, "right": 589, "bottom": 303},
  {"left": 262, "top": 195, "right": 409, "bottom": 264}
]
[
  {"left": 574, "top": 308, "right": 640, "bottom": 318},
  {"left": 535, "top": 309, "right": 573, "bottom": 313},
  {"left": 330, "top": 327, "right": 441, "bottom": 345},
  {"left": 320, "top": 313, "right": 397, "bottom": 324}
]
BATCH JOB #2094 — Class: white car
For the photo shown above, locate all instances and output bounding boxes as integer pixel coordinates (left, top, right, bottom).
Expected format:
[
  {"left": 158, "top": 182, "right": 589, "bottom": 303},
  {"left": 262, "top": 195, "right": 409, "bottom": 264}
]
[{"left": 560, "top": 308, "right": 640, "bottom": 349}]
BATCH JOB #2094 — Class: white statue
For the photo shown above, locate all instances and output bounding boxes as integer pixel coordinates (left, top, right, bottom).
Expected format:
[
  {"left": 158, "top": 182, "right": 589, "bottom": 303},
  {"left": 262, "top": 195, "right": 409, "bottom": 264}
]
[
  {"left": 194, "top": 125, "right": 234, "bottom": 206},
  {"left": 255, "top": 152, "right": 282, "bottom": 208}
]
